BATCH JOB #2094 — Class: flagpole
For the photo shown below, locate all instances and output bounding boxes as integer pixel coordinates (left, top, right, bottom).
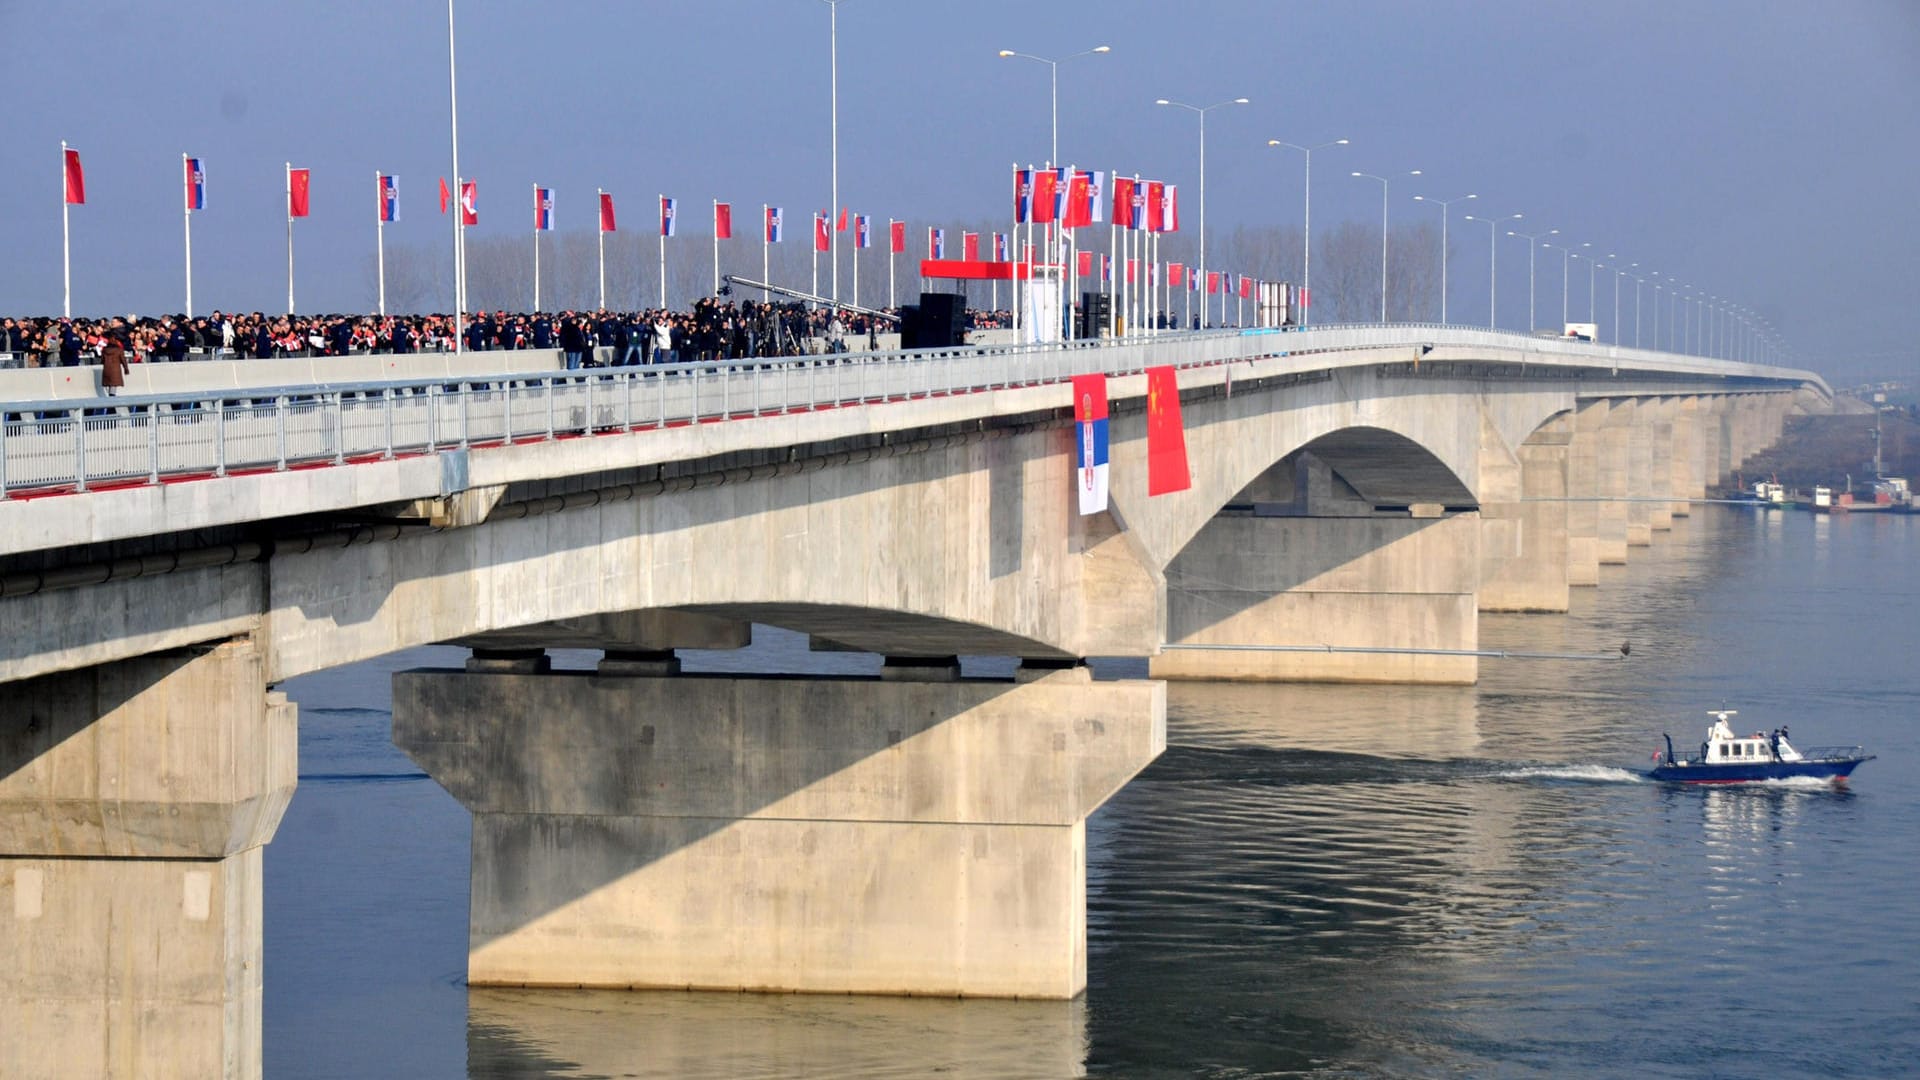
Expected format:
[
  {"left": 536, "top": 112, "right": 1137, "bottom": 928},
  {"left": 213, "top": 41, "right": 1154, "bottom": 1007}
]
[
  {"left": 762, "top": 204, "right": 770, "bottom": 302},
  {"left": 184, "top": 154, "right": 194, "bottom": 318},
  {"left": 596, "top": 188, "right": 606, "bottom": 310},
  {"left": 377, "top": 173, "right": 387, "bottom": 317},
  {"left": 286, "top": 162, "right": 295, "bottom": 315},
  {"left": 657, "top": 195, "right": 667, "bottom": 310},
  {"left": 533, "top": 184, "right": 541, "bottom": 313},
  {"left": 811, "top": 214, "right": 818, "bottom": 306},
  {"left": 448, "top": 0, "right": 463, "bottom": 354},
  {"left": 61, "top": 141, "right": 72, "bottom": 319},
  {"left": 852, "top": 221, "right": 859, "bottom": 310}
]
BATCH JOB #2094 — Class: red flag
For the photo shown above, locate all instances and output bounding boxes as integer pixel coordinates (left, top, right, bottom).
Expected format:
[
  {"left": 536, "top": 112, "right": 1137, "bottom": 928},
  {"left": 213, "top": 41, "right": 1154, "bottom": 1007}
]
[
  {"left": 1032, "top": 169, "right": 1057, "bottom": 224},
  {"left": 1145, "top": 365, "right": 1191, "bottom": 496},
  {"left": 599, "top": 192, "right": 617, "bottom": 232},
  {"left": 1239, "top": 276, "right": 1252, "bottom": 299},
  {"left": 1111, "top": 177, "right": 1134, "bottom": 227},
  {"left": 836, "top": 206, "right": 849, "bottom": 232},
  {"left": 459, "top": 180, "right": 477, "bottom": 225},
  {"left": 63, "top": 147, "right": 85, "bottom": 205},
  {"left": 1077, "top": 250, "right": 1093, "bottom": 276},
  {"left": 1145, "top": 182, "right": 1165, "bottom": 233},
  {"left": 1207, "top": 271, "right": 1220, "bottom": 295},
  {"left": 1063, "top": 171, "right": 1093, "bottom": 228},
  {"left": 814, "top": 211, "right": 830, "bottom": 252},
  {"left": 288, "top": 167, "right": 311, "bottom": 218},
  {"left": 714, "top": 202, "right": 733, "bottom": 240},
  {"left": 963, "top": 232, "right": 979, "bottom": 261},
  {"left": 439, "top": 177, "right": 450, "bottom": 214},
  {"left": 1168, "top": 263, "right": 1183, "bottom": 287},
  {"left": 889, "top": 220, "right": 906, "bottom": 254},
  {"left": 1127, "top": 258, "right": 1137, "bottom": 283}
]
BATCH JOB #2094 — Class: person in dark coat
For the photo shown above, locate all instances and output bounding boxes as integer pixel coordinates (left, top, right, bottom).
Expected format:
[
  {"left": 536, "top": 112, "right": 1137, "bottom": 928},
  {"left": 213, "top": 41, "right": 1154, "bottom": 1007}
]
[
  {"left": 532, "top": 314, "right": 554, "bottom": 350},
  {"left": 390, "top": 319, "right": 412, "bottom": 355},
  {"left": 558, "top": 317, "right": 586, "bottom": 370},
  {"left": 99, "top": 333, "right": 127, "bottom": 396},
  {"left": 254, "top": 321, "right": 275, "bottom": 359},
  {"left": 165, "top": 322, "right": 189, "bottom": 363},
  {"left": 329, "top": 319, "right": 354, "bottom": 357},
  {"left": 59, "top": 321, "right": 83, "bottom": 366}
]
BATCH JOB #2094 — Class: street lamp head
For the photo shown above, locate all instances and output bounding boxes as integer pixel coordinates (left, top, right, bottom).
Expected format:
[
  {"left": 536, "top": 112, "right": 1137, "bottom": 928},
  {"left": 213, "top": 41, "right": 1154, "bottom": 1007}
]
[
  {"left": 1267, "top": 139, "right": 1281, "bottom": 146},
  {"left": 1232, "top": 97, "right": 1250, "bottom": 104},
  {"left": 1092, "top": 45, "right": 1111, "bottom": 53},
  {"left": 1334, "top": 138, "right": 1349, "bottom": 145},
  {"left": 1351, "top": 171, "right": 1364, "bottom": 177},
  {"left": 1155, "top": 98, "right": 1172, "bottom": 106},
  {"left": 997, "top": 49, "right": 1015, "bottom": 57},
  {"left": 1409, "top": 169, "right": 1423, "bottom": 176}
]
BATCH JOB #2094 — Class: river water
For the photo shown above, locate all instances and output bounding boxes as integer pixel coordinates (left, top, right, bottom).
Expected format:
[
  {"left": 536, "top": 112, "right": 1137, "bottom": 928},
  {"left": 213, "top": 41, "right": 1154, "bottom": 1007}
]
[{"left": 266, "top": 507, "right": 1918, "bottom": 1078}]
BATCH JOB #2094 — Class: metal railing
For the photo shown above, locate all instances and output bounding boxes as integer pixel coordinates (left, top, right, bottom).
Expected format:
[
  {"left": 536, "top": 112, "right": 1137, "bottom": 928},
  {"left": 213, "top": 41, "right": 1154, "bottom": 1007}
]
[{"left": 0, "top": 325, "right": 1813, "bottom": 499}]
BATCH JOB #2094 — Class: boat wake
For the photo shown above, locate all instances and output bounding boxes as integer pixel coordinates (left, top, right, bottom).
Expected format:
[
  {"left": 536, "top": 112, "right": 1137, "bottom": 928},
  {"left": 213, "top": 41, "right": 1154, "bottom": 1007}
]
[{"left": 1492, "top": 764, "right": 1648, "bottom": 784}]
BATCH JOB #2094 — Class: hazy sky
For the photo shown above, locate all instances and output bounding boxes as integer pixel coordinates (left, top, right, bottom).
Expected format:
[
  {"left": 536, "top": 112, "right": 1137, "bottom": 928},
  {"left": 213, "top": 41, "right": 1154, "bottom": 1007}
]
[{"left": 4, "top": 0, "right": 1915, "bottom": 380}]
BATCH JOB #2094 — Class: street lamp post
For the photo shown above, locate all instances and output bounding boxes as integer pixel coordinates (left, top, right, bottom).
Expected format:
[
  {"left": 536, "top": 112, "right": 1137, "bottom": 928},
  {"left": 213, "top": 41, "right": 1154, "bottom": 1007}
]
[
  {"left": 1540, "top": 239, "right": 1579, "bottom": 329},
  {"left": 821, "top": 0, "right": 844, "bottom": 305},
  {"left": 1649, "top": 272, "right": 1664, "bottom": 350},
  {"left": 1412, "top": 191, "right": 1475, "bottom": 323},
  {"left": 1352, "top": 169, "right": 1420, "bottom": 322},
  {"left": 1463, "top": 213, "right": 1522, "bottom": 329},
  {"left": 998, "top": 45, "right": 1111, "bottom": 167},
  {"left": 1267, "top": 137, "right": 1347, "bottom": 326},
  {"left": 1506, "top": 227, "right": 1557, "bottom": 333},
  {"left": 1158, "top": 97, "right": 1249, "bottom": 327}
]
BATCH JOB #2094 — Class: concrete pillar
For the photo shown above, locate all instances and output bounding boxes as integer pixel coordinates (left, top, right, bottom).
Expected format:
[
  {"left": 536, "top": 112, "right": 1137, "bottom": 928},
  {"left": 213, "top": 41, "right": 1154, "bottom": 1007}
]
[
  {"left": 1479, "top": 415, "right": 1571, "bottom": 614},
  {"left": 1151, "top": 511, "right": 1482, "bottom": 684},
  {"left": 0, "top": 640, "right": 296, "bottom": 1080},
  {"left": 1644, "top": 397, "right": 1677, "bottom": 533},
  {"left": 1622, "top": 399, "right": 1656, "bottom": 546},
  {"left": 1596, "top": 400, "right": 1631, "bottom": 564},
  {"left": 1565, "top": 401, "right": 1605, "bottom": 587},
  {"left": 1670, "top": 397, "right": 1705, "bottom": 512},
  {"left": 393, "top": 664, "right": 1162, "bottom": 1000},
  {"left": 1703, "top": 397, "right": 1734, "bottom": 488}
]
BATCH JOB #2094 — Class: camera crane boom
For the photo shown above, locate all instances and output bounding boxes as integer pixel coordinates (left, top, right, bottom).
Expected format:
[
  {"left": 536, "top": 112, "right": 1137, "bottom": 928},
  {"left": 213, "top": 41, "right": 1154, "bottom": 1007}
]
[{"left": 723, "top": 275, "right": 901, "bottom": 324}]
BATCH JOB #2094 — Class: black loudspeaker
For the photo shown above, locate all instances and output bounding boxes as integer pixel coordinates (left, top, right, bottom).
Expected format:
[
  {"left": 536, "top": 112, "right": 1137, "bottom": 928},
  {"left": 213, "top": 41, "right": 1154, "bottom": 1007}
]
[
  {"left": 916, "top": 292, "right": 966, "bottom": 348},
  {"left": 897, "top": 305, "right": 922, "bottom": 350},
  {"left": 1079, "top": 292, "right": 1112, "bottom": 339}
]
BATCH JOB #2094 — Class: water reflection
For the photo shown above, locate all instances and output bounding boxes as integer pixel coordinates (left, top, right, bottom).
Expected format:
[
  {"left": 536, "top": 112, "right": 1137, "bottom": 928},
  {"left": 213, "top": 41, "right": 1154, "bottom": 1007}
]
[{"left": 467, "top": 988, "right": 1086, "bottom": 1080}]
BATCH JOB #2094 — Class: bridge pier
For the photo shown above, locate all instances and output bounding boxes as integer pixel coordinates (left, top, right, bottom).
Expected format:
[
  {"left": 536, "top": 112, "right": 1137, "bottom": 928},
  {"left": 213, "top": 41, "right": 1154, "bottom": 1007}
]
[
  {"left": 1479, "top": 413, "right": 1571, "bottom": 613},
  {"left": 0, "top": 640, "right": 295, "bottom": 1080},
  {"left": 1153, "top": 502, "right": 1482, "bottom": 684},
  {"left": 393, "top": 658, "right": 1162, "bottom": 1000}
]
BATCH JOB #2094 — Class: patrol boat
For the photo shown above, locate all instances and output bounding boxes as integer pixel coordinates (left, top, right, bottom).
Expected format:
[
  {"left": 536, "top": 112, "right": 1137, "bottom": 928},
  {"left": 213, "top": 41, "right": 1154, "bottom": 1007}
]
[{"left": 1650, "top": 710, "right": 1874, "bottom": 784}]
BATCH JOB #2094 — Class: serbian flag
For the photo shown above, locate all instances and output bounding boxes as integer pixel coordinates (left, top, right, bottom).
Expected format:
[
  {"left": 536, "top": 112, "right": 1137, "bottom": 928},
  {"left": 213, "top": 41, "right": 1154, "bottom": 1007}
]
[
  {"left": 962, "top": 231, "right": 978, "bottom": 261},
  {"left": 1190, "top": 269, "right": 1200, "bottom": 293},
  {"left": 1144, "top": 182, "right": 1165, "bottom": 233},
  {"left": 1101, "top": 253, "right": 1112, "bottom": 282},
  {"left": 1145, "top": 365, "right": 1191, "bottom": 495},
  {"left": 929, "top": 226, "right": 946, "bottom": 259},
  {"left": 1129, "top": 180, "right": 1147, "bottom": 229},
  {"left": 659, "top": 195, "right": 676, "bottom": 236},
  {"left": 1301, "top": 285, "right": 1312, "bottom": 310},
  {"left": 439, "top": 177, "right": 450, "bottom": 214},
  {"left": 1051, "top": 165, "right": 1073, "bottom": 223},
  {"left": 1077, "top": 250, "right": 1092, "bottom": 276},
  {"left": 1111, "top": 176, "right": 1134, "bottom": 228},
  {"left": 1014, "top": 167, "right": 1033, "bottom": 224},
  {"left": 814, "top": 211, "right": 829, "bottom": 252},
  {"left": 1032, "top": 168, "right": 1058, "bottom": 224},
  {"left": 1207, "top": 271, "right": 1220, "bottom": 295},
  {"left": 63, "top": 146, "right": 85, "bottom": 204},
  {"left": 599, "top": 192, "right": 617, "bottom": 232},
  {"left": 288, "top": 167, "right": 311, "bottom": 218},
  {"left": 1163, "top": 184, "right": 1180, "bottom": 232},
  {"left": 765, "top": 205, "right": 783, "bottom": 243},
  {"left": 714, "top": 201, "right": 732, "bottom": 239},
  {"left": 535, "top": 187, "right": 554, "bottom": 230},
  {"left": 993, "top": 232, "right": 1008, "bottom": 261},
  {"left": 889, "top": 219, "right": 906, "bottom": 254},
  {"left": 1087, "top": 171, "right": 1106, "bottom": 225},
  {"left": 856, "top": 215, "right": 872, "bottom": 249},
  {"left": 836, "top": 206, "right": 849, "bottom": 232},
  {"left": 378, "top": 174, "right": 399, "bottom": 222},
  {"left": 459, "top": 180, "right": 477, "bottom": 225},
  {"left": 1072, "top": 373, "right": 1110, "bottom": 516},
  {"left": 184, "top": 156, "right": 205, "bottom": 211}
]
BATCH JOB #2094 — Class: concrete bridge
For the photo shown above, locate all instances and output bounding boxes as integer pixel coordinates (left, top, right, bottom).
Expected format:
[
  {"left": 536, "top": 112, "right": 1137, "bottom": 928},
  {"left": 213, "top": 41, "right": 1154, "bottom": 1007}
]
[{"left": 0, "top": 326, "right": 1823, "bottom": 1076}]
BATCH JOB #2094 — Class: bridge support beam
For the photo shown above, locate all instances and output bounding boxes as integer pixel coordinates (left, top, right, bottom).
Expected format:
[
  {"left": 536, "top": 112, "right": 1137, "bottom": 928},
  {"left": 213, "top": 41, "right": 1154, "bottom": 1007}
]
[
  {"left": 1152, "top": 511, "right": 1481, "bottom": 684},
  {"left": 1479, "top": 414, "right": 1570, "bottom": 613},
  {"left": 1670, "top": 397, "right": 1705, "bottom": 514},
  {"left": 0, "top": 640, "right": 295, "bottom": 1080},
  {"left": 1623, "top": 400, "right": 1657, "bottom": 546},
  {"left": 393, "top": 662, "right": 1162, "bottom": 1000}
]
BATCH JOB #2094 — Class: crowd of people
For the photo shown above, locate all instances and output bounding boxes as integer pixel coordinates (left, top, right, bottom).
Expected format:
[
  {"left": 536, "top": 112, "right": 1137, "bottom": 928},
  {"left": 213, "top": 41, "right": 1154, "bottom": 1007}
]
[{"left": 0, "top": 298, "right": 1021, "bottom": 374}]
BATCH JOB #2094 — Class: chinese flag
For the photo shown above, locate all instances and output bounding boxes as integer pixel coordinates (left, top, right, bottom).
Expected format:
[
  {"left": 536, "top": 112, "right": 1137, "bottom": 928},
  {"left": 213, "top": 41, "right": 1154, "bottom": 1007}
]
[
  {"left": 714, "top": 202, "right": 732, "bottom": 240},
  {"left": 1145, "top": 365, "right": 1191, "bottom": 496},
  {"left": 836, "top": 206, "right": 849, "bottom": 232},
  {"left": 1031, "top": 169, "right": 1057, "bottom": 224},
  {"left": 889, "top": 220, "right": 906, "bottom": 254},
  {"left": 599, "top": 192, "right": 617, "bottom": 232},
  {"left": 1239, "top": 276, "right": 1253, "bottom": 299},
  {"left": 1207, "top": 271, "right": 1220, "bottom": 295},
  {"left": 439, "top": 177, "right": 451, "bottom": 214},
  {"left": 814, "top": 212, "right": 830, "bottom": 252},
  {"left": 288, "top": 167, "right": 311, "bottom": 218},
  {"left": 1063, "top": 171, "right": 1093, "bottom": 228},
  {"left": 1168, "top": 263, "right": 1183, "bottom": 287},
  {"left": 63, "top": 147, "right": 85, "bottom": 204},
  {"left": 1077, "top": 250, "right": 1093, "bottom": 276},
  {"left": 1144, "top": 182, "right": 1165, "bottom": 233},
  {"left": 963, "top": 232, "right": 979, "bottom": 262},
  {"left": 1111, "top": 176, "right": 1134, "bottom": 227}
]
